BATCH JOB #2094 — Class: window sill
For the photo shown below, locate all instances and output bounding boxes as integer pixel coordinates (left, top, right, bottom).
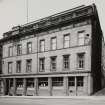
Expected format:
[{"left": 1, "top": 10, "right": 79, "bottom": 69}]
[
  {"left": 39, "top": 70, "right": 45, "bottom": 72},
  {"left": 77, "top": 68, "right": 84, "bottom": 70},
  {"left": 63, "top": 68, "right": 70, "bottom": 71}
]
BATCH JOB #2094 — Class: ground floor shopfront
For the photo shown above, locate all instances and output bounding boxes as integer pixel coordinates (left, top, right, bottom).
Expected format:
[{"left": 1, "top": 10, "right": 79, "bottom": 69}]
[{"left": 0, "top": 73, "right": 93, "bottom": 96}]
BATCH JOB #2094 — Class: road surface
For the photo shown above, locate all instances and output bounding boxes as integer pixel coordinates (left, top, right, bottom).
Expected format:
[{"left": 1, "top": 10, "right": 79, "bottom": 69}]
[{"left": 0, "top": 97, "right": 105, "bottom": 105}]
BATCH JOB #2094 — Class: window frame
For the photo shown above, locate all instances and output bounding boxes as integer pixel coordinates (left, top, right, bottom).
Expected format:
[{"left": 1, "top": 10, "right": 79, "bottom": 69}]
[
  {"left": 27, "top": 42, "right": 32, "bottom": 54},
  {"left": 17, "top": 44, "right": 22, "bottom": 55},
  {"left": 8, "top": 62, "right": 12, "bottom": 74},
  {"left": 50, "top": 56, "right": 57, "bottom": 71},
  {"left": 77, "top": 76, "right": 84, "bottom": 87},
  {"left": 68, "top": 77, "right": 75, "bottom": 86},
  {"left": 38, "top": 77, "right": 48, "bottom": 88},
  {"left": 16, "top": 79, "right": 23, "bottom": 88},
  {"left": 77, "top": 53, "right": 85, "bottom": 69},
  {"left": 16, "top": 60, "right": 21, "bottom": 73},
  {"left": 8, "top": 46, "right": 13, "bottom": 57},
  {"left": 63, "top": 33, "right": 70, "bottom": 48},
  {"left": 26, "top": 78, "right": 34, "bottom": 88},
  {"left": 26, "top": 59, "right": 32, "bottom": 72},
  {"left": 51, "top": 37, "right": 57, "bottom": 50},
  {"left": 52, "top": 77, "right": 63, "bottom": 87},
  {"left": 39, "top": 58, "right": 45, "bottom": 72},
  {"left": 40, "top": 40, "right": 45, "bottom": 52},
  {"left": 78, "top": 31, "right": 85, "bottom": 46},
  {"left": 63, "top": 55, "right": 70, "bottom": 70}
]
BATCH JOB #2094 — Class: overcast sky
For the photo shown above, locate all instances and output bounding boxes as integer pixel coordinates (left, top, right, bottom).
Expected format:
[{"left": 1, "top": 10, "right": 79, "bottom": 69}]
[{"left": 0, "top": 0, "right": 105, "bottom": 38}]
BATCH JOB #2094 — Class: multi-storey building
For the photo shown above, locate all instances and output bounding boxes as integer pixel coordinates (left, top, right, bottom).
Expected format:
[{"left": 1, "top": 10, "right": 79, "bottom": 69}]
[{"left": 0, "top": 4, "right": 105, "bottom": 96}]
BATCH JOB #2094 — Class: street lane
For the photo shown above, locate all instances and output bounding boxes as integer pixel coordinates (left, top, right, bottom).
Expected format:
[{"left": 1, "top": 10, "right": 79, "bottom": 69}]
[{"left": 0, "top": 97, "right": 105, "bottom": 105}]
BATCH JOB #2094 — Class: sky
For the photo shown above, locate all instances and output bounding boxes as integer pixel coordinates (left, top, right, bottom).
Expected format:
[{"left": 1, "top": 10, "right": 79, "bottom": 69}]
[{"left": 0, "top": 0, "right": 105, "bottom": 38}]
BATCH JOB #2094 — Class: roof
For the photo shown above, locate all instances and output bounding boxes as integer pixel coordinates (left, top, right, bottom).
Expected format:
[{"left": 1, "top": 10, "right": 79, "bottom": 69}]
[{"left": 0, "top": 3, "right": 100, "bottom": 42}]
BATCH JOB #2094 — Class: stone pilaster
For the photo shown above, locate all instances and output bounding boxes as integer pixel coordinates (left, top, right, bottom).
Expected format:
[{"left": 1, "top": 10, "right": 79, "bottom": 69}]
[
  {"left": 75, "top": 77, "right": 77, "bottom": 96},
  {"left": 13, "top": 78, "right": 16, "bottom": 96},
  {"left": 34, "top": 78, "right": 38, "bottom": 96},
  {"left": 48, "top": 77, "right": 52, "bottom": 96},
  {"left": 64, "top": 77, "right": 68, "bottom": 96},
  {"left": 23, "top": 78, "right": 27, "bottom": 96},
  {"left": 2, "top": 78, "right": 6, "bottom": 95}
]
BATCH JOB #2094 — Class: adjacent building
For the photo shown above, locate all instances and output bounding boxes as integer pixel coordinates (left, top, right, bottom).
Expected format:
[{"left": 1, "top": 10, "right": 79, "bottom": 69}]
[{"left": 0, "top": 4, "right": 105, "bottom": 96}]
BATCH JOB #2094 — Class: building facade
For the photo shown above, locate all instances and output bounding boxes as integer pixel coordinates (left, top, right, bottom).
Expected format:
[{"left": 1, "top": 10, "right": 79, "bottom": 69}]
[{"left": 0, "top": 4, "right": 105, "bottom": 96}]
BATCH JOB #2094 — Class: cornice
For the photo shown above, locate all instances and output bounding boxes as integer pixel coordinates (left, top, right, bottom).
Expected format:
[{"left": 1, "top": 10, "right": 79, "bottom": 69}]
[
  {"left": 0, "top": 71, "right": 91, "bottom": 78},
  {"left": 1, "top": 4, "right": 95, "bottom": 42}
]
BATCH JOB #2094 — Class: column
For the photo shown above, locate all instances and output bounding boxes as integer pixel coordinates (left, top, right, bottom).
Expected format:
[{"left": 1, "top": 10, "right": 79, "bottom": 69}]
[
  {"left": 23, "top": 78, "right": 27, "bottom": 96},
  {"left": 64, "top": 77, "right": 68, "bottom": 96},
  {"left": 2, "top": 78, "right": 6, "bottom": 95},
  {"left": 48, "top": 77, "right": 52, "bottom": 96},
  {"left": 13, "top": 78, "right": 16, "bottom": 96},
  {"left": 34, "top": 78, "right": 38, "bottom": 96},
  {"left": 75, "top": 77, "right": 77, "bottom": 96}
]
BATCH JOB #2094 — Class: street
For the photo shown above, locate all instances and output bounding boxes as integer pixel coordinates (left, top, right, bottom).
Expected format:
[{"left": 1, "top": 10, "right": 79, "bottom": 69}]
[{"left": 0, "top": 97, "right": 105, "bottom": 105}]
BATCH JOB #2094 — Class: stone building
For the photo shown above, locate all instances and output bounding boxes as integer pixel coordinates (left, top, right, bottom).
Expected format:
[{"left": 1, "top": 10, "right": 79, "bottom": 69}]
[{"left": 0, "top": 4, "right": 105, "bottom": 96}]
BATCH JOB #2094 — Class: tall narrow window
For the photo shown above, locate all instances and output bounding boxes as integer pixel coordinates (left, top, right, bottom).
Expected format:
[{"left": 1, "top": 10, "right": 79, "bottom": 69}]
[
  {"left": 78, "top": 31, "right": 85, "bottom": 45},
  {"left": 63, "top": 55, "right": 70, "bottom": 70},
  {"left": 27, "top": 42, "right": 32, "bottom": 54},
  {"left": 64, "top": 34, "right": 70, "bottom": 48},
  {"left": 26, "top": 59, "right": 32, "bottom": 72},
  {"left": 39, "top": 58, "right": 45, "bottom": 72},
  {"left": 8, "top": 46, "right": 13, "bottom": 56},
  {"left": 51, "top": 37, "right": 56, "bottom": 50},
  {"left": 77, "top": 53, "right": 85, "bottom": 69},
  {"left": 8, "top": 62, "right": 12, "bottom": 73},
  {"left": 16, "top": 61, "right": 21, "bottom": 73},
  {"left": 51, "top": 56, "right": 56, "bottom": 71},
  {"left": 17, "top": 44, "right": 22, "bottom": 55},
  {"left": 40, "top": 40, "right": 45, "bottom": 52}
]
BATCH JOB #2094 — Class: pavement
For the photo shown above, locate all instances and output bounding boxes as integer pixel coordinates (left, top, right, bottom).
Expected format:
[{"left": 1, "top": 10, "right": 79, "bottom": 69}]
[
  {"left": 0, "top": 96, "right": 105, "bottom": 105},
  {"left": 1, "top": 95, "right": 105, "bottom": 100}
]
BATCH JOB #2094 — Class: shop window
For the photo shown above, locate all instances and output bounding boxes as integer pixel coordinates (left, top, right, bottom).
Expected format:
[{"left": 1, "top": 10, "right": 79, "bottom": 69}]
[
  {"left": 68, "top": 77, "right": 75, "bottom": 86},
  {"left": 77, "top": 77, "right": 84, "bottom": 87},
  {"left": 16, "top": 79, "right": 23, "bottom": 88},
  {"left": 38, "top": 78, "right": 48, "bottom": 88},
  {"left": 10, "top": 79, "right": 13, "bottom": 88},
  {"left": 52, "top": 77, "right": 63, "bottom": 87},
  {"left": 27, "top": 78, "right": 34, "bottom": 88}
]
